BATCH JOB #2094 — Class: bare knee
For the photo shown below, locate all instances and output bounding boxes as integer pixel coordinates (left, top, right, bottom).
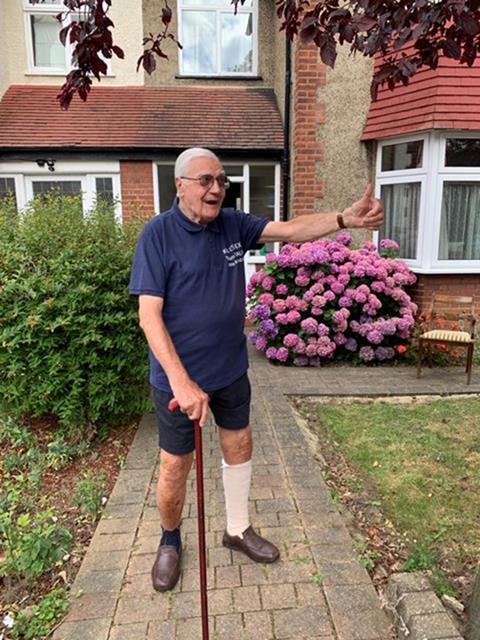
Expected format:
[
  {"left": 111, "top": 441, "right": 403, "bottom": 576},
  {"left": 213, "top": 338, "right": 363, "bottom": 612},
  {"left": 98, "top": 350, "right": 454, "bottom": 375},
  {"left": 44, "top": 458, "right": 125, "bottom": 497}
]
[
  {"left": 220, "top": 426, "right": 252, "bottom": 465},
  {"left": 159, "top": 450, "right": 193, "bottom": 487}
]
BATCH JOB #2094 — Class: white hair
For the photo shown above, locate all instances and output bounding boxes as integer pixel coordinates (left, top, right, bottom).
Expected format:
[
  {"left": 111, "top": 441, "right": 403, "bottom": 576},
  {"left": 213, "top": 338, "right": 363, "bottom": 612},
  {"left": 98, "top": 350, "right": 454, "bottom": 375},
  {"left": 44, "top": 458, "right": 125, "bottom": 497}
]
[{"left": 174, "top": 147, "right": 220, "bottom": 178}]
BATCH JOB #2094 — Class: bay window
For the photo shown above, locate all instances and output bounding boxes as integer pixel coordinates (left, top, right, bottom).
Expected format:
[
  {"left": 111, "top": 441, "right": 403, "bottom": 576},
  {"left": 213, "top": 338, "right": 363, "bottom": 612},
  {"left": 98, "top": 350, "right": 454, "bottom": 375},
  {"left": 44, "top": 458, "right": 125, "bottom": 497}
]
[
  {"left": 375, "top": 132, "right": 480, "bottom": 273},
  {"left": 179, "top": 0, "right": 257, "bottom": 76},
  {"left": 379, "top": 182, "right": 421, "bottom": 261},
  {"left": 439, "top": 181, "right": 480, "bottom": 261}
]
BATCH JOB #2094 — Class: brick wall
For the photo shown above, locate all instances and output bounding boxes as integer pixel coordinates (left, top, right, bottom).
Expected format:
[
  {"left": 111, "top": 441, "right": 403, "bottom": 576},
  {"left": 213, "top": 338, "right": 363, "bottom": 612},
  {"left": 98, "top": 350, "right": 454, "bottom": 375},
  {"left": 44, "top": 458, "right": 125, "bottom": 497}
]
[
  {"left": 292, "top": 42, "right": 326, "bottom": 217},
  {"left": 408, "top": 274, "right": 480, "bottom": 313},
  {"left": 120, "top": 161, "right": 155, "bottom": 223}
]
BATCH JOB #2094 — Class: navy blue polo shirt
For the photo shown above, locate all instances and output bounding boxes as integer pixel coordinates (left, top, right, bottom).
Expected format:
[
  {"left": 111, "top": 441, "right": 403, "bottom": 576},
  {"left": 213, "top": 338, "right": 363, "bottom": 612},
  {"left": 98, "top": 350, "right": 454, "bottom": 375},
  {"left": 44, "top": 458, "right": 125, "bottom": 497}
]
[{"left": 129, "top": 200, "right": 269, "bottom": 393}]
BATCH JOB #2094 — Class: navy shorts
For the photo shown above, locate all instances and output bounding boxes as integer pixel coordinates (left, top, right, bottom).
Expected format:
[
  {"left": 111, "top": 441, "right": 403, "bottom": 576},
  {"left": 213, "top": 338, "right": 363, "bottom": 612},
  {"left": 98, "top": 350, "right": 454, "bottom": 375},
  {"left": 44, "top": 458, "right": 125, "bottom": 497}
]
[{"left": 151, "top": 373, "right": 251, "bottom": 455}]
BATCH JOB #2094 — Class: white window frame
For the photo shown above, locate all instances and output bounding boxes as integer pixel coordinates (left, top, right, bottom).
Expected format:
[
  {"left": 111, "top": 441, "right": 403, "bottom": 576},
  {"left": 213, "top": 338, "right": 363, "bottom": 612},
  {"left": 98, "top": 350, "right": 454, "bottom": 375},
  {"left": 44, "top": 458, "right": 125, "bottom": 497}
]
[
  {"left": 25, "top": 174, "right": 87, "bottom": 202},
  {"left": 0, "top": 160, "right": 122, "bottom": 222},
  {"left": 23, "top": 0, "right": 112, "bottom": 76},
  {"left": 375, "top": 175, "right": 427, "bottom": 271},
  {"left": 375, "top": 131, "right": 480, "bottom": 274},
  {"left": 178, "top": 0, "right": 258, "bottom": 77}
]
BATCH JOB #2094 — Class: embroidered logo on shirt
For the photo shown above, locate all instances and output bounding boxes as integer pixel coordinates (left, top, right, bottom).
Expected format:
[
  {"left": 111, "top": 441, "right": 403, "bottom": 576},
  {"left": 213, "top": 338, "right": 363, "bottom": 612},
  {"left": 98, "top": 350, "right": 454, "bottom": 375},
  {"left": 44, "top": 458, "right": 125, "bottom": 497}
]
[{"left": 222, "top": 242, "right": 243, "bottom": 267}]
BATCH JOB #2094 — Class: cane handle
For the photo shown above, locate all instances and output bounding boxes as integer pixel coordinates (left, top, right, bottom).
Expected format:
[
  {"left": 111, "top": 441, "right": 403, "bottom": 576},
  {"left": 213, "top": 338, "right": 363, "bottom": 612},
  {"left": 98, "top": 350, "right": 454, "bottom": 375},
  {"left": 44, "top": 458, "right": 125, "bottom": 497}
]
[{"left": 168, "top": 398, "right": 179, "bottom": 413}]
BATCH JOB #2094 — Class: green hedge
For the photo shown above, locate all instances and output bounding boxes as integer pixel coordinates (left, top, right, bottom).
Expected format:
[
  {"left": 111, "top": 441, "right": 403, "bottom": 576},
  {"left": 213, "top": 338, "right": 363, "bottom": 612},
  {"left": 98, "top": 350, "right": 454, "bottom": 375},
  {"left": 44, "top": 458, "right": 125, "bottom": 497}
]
[{"left": 0, "top": 194, "right": 150, "bottom": 431}]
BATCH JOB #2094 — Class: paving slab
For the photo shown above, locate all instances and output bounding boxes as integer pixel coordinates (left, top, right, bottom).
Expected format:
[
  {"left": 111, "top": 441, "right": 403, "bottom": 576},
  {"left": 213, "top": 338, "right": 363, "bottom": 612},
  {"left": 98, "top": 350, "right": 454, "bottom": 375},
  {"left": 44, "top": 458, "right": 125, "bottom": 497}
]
[{"left": 51, "top": 346, "right": 479, "bottom": 639}]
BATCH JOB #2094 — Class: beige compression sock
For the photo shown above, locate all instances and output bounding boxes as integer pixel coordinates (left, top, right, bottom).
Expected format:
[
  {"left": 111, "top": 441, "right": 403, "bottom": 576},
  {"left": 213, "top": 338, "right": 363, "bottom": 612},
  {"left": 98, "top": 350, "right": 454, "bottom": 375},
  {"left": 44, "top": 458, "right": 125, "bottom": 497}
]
[{"left": 222, "top": 458, "right": 252, "bottom": 538}]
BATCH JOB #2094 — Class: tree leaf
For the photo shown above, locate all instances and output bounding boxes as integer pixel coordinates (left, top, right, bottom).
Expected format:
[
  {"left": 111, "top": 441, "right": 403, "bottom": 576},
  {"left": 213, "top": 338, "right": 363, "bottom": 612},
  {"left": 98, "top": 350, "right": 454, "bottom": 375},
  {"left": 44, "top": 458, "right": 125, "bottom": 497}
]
[{"left": 457, "top": 11, "right": 480, "bottom": 35}]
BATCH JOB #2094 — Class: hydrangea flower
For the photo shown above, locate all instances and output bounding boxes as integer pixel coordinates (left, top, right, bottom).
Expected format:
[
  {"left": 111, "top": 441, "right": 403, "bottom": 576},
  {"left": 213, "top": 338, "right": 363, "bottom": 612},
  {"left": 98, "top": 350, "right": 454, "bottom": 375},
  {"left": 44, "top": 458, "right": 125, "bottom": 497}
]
[
  {"left": 283, "top": 333, "right": 300, "bottom": 348},
  {"left": 359, "top": 346, "right": 375, "bottom": 361},
  {"left": 380, "top": 239, "right": 400, "bottom": 253},
  {"left": 247, "top": 233, "right": 417, "bottom": 366},
  {"left": 265, "top": 347, "right": 277, "bottom": 360},
  {"left": 301, "top": 317, "right": 318, "bottom": 334}
]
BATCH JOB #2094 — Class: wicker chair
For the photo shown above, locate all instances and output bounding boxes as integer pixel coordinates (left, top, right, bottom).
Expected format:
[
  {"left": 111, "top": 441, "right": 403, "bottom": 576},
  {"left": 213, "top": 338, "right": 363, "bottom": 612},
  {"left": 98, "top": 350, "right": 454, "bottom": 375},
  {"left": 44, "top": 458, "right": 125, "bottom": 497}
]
[{"left": 416, "top": 294, "right": 476, "bottom": 384}]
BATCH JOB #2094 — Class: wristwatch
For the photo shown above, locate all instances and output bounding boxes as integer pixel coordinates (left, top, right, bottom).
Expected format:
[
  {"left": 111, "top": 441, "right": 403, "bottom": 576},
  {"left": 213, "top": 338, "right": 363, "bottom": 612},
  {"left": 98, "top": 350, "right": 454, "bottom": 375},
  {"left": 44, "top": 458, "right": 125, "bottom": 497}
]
[{"left": 336, "top": 212, "right": 346, "bottom": 229}]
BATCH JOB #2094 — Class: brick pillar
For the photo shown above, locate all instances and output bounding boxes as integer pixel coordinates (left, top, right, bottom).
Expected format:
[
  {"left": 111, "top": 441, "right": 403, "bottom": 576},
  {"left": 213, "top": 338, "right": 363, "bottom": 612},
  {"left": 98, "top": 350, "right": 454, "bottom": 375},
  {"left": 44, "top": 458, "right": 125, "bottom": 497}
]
[
  {"left": 120, "top": 161, "right": 155, "bottom": 223},
  {"left": 292, "top": 42, "right": 326, "bottom": 216}
]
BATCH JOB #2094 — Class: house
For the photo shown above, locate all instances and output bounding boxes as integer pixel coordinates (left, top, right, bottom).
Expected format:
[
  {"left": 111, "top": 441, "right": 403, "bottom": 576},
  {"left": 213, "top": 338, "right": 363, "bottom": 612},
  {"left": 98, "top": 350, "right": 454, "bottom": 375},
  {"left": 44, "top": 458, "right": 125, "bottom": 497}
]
[{"left": 0, "top": 1, "right": 478, "bottom": 305}]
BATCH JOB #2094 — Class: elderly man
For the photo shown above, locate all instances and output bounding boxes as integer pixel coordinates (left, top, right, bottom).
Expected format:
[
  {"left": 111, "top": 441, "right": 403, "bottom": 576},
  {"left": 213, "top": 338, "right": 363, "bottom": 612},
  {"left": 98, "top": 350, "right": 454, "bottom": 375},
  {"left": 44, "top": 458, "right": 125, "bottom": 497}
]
[{"left": 129, "top": 147, "right": 383, "bottom": 592}]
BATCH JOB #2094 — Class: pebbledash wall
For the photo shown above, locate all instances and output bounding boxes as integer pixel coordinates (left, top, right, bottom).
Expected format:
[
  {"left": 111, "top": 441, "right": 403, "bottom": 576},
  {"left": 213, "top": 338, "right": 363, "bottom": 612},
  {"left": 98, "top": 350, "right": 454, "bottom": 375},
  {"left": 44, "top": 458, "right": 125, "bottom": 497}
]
[{"left": 291, "top": 41, "right": 373, "bottom": 248}]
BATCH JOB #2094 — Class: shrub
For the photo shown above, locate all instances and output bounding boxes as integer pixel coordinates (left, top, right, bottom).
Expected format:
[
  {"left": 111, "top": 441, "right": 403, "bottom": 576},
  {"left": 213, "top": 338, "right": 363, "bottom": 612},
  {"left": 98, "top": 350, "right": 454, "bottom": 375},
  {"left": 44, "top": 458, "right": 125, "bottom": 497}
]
[
  {"left": 73, "top": 470, "right": 107, "bottom": 521},
  {"left": 247, "top": 234, "right": 417, "bottom": 365},
  {"left": 0, "top": 503, "right": 72, "bottom": 580},
  {"left": 0, "top": 194, "right": 150, "bottom": 432}
]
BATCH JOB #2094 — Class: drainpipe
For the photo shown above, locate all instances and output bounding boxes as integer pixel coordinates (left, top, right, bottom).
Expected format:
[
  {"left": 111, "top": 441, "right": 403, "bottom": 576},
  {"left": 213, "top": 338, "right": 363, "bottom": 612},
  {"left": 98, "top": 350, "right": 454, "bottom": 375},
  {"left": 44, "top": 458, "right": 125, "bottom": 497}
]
[{"left": 282, "top": 34, "right": 292, "bottom": 222}]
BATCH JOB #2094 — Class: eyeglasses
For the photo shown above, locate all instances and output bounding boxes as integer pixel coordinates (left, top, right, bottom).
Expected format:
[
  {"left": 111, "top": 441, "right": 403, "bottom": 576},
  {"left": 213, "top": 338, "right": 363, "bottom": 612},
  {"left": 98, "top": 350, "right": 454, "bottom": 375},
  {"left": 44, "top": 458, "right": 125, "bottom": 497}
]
[{"left": 180, "top": 174, "right": 230, "bottom": 190}]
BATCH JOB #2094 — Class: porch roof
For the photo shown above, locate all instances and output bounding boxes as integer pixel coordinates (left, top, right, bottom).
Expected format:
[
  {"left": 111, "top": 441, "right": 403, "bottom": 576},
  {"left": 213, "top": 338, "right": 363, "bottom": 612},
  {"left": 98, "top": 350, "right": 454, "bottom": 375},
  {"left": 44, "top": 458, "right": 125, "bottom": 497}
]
[{"left": 0, "top": 85, "right": 284, "bottom": 152}]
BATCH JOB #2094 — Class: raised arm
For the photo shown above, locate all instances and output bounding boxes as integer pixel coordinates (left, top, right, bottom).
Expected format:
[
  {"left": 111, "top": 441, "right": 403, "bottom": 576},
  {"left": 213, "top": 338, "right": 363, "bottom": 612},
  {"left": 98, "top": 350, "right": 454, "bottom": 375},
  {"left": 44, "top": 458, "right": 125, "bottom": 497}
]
[
  {"left": 258, "top": 184, "right": 384, "bottom": 244},
  {"left": 138, "top": 295, "right": 209, "bottom": 426}
]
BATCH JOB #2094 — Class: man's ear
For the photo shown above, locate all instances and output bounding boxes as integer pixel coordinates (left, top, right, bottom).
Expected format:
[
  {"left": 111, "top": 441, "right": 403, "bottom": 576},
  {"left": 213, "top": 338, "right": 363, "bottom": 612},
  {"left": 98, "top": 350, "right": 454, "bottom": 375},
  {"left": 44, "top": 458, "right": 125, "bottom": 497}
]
[{"left": 175, "top": 177, "right": 182, "bottom": 193}]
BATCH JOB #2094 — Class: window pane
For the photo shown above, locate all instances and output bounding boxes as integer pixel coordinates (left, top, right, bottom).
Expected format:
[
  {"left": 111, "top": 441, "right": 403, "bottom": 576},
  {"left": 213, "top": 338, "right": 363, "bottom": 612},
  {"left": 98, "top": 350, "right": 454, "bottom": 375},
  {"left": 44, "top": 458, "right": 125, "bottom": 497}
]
[
  {"left": 381, "top": 140, "right": 423, "bottom": 171},
  {"left": 31, "top": 14, "right": 65, "bottom": 68},
  {"left": 221, "top": 13, "right": 253, "bottom": 73},
  {"left": 157, "top": 165, "right": 176, "bottom": 212},
  {"left": 0, "top": 178, "right": 16, "bottom": 205},
  {"left": 95, "top": 177, "right": 114, "bottom": 204},
  {"left": 439, "top": 182, "right": 480, "bottom": 260},
  {"left": 32, "top": 181, "right": 82, "bottom": 196},
  {"left": 379, "top": 183, "right": 420, "bottom": 260},
  {"left": 223, "top": 165, "right": 244, "bottom": 176},
  {"left": 445, "top": 139, "right": 480, "bottom": 167},
  {"left": 248, "top": 165, "right": 275, "bottom": 253},
  {"left": 182, "top": 11, "right": 217, "bottom": 74}
]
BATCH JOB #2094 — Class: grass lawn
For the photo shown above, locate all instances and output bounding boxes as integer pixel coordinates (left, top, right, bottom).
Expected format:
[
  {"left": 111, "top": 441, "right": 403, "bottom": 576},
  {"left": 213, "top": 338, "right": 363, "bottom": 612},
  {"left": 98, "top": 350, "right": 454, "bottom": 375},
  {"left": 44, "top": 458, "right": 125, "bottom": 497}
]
[{"left": 295, "top": 395, "right": 480, "bottom": 604}]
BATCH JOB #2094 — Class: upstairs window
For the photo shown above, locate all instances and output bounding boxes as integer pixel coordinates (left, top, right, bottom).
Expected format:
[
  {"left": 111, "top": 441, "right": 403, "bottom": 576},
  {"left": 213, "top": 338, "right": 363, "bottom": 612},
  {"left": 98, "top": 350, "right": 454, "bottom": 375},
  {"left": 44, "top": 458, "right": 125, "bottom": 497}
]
[
  {"left": 179, "top": 0, "right": 257, "bottom": 76},
  {"left": 24, "top": 0, "right": 69, "bottom": 72},
  {"left": 23, "top": 1, "right": 110, "bottom": 75}
]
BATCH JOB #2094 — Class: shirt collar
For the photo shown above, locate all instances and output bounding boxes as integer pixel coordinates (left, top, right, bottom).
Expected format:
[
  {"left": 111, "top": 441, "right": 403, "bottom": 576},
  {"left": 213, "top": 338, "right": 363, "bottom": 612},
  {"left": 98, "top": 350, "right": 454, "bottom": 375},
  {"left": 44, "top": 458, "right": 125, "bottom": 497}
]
[{"left": 172, "top": 199, "right": 221, "bottom": 234}]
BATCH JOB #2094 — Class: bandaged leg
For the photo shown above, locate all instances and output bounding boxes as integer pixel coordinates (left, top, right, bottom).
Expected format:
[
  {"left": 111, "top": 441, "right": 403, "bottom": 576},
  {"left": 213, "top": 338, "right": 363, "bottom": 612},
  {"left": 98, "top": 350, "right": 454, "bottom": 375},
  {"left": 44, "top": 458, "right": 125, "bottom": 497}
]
[{"left": 222, "top": 458, "right": 252, "bottom": 538}]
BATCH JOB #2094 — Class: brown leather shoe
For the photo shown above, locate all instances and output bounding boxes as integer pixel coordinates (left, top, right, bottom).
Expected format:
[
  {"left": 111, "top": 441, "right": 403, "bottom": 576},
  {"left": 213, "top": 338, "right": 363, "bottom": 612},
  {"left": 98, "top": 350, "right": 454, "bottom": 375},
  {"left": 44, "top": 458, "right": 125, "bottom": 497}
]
[
  {"left": 222, "top": 526, "right": 280, "bottom": 563},
  {"left": 151, "top": 544, "right": 182, "bottom": 592}
]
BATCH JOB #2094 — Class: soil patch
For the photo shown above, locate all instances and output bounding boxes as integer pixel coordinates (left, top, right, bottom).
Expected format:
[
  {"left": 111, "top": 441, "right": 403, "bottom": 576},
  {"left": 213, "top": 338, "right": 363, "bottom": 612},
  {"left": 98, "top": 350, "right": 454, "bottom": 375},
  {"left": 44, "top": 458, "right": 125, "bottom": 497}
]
[{"left": 0, "top": 416, "right": 138, "bottom": 622}]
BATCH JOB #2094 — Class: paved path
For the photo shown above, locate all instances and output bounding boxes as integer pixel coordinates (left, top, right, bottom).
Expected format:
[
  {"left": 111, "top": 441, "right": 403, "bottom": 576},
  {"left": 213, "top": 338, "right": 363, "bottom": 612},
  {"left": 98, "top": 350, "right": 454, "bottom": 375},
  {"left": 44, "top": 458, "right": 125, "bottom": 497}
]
[{"left": 53, "top": 351, "right": 479, "bottom": 640}]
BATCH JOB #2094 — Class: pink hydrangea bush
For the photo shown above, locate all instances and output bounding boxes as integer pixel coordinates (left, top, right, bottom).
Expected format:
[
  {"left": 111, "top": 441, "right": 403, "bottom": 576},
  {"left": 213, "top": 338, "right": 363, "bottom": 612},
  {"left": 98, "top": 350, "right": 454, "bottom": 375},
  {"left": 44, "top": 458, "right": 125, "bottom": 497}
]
[{"left": 247, "top": 233, "right": 417, "bottom": 366}]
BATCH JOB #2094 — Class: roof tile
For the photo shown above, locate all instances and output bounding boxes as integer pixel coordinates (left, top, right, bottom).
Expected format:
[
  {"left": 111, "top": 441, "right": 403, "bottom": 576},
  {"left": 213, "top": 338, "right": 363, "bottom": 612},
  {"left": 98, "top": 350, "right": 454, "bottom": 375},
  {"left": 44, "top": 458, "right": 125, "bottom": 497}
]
[{"left": 362, "top": 54, "right": 480, "bottom": 140}]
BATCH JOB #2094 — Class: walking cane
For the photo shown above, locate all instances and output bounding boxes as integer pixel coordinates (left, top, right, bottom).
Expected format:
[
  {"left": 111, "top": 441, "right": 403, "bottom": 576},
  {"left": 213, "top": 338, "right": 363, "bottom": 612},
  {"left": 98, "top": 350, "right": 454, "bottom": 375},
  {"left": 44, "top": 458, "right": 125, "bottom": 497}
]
[{"left": 168, "top": 399, "right": 209, "bottom": 640}]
